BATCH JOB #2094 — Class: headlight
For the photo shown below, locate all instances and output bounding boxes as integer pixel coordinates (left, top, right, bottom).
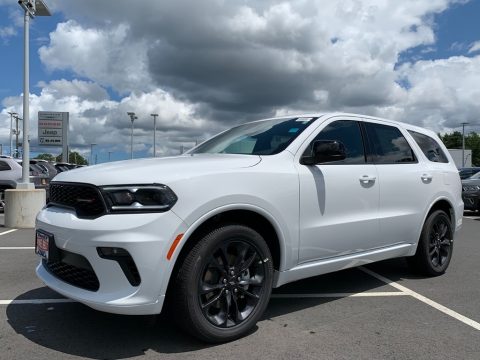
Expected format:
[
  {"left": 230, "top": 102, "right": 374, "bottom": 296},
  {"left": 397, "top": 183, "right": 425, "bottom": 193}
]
[
  {"left": 462, "top": 185, "right": 480, "bottom": 192},
  {"left": 101, "top": 184, "right": 177, "bottom": 212}
]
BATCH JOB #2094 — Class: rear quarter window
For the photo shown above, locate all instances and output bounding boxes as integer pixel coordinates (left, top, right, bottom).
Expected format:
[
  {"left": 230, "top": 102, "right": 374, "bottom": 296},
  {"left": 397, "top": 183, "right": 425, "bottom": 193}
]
[
  {"left": 0, "top": 161, "right": 12, "bottom": 171},
  {"left": 407, "top": 130, "right": 449, "bottom": 163}
]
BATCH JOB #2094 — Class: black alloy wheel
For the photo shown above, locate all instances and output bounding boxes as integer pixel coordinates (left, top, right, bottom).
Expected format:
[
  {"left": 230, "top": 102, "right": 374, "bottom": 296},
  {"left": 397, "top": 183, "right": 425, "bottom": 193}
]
[
  {"left": 172, "top": 225, "right": 273, "bottom": 343},
  {"left": 408, "top": 209, "right": 454, "bottom": 276},
  {"left": 199, "top": 240, "right": 266, "bottom": 328},
  {"left": 428, "top": 215, "right": 452, "bottom": 269}
]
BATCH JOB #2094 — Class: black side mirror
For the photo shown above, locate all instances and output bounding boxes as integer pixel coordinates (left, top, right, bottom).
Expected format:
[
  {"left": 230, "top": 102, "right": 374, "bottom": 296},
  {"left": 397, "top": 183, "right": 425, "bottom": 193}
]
[{"left": 301, "top": 140, "right": 347, "bottom": 165}]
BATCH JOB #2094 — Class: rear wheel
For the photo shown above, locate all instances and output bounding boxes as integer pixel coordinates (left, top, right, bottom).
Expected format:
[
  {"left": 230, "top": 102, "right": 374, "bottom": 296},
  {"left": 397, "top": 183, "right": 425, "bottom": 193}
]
[
  {"left": 172, "top": 225, "right": 274, "bottom": 342},
  {"left": 408, "top": 210, "right": 453, "bottom": 276}
]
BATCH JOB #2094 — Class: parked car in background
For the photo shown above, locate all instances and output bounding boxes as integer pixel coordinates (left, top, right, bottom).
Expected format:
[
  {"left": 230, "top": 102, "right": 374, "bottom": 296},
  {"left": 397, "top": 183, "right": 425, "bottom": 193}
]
[
  {"left": 459, "top": 167, "right": 480, "bottom": 180},
  {"left": 0, "top": 157, "right": 22, "bottom": 212},
  {"left": 462, "top": 171, "right": 480, "bottom": 211},
  {"left": 31, "top": 159, "right": 58, "bottom": 181},
  {"left": 16, "top": 160, "right": 50, "bottom": 199},
  {"left": 53, "top": 162, "right": 71, "bottom": 173},
  {"left": 36, "top": 113, "right": 463, "bottom": 342}
]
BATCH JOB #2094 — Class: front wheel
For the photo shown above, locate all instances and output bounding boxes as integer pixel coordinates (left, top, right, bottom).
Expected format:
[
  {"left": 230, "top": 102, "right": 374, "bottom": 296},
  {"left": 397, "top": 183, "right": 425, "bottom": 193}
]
[
  {"left": 172, "top": 225, "right": 274, "bottom": 343},
  {"left": 408, "top": 210, "right": 454, "bottom": 276}
]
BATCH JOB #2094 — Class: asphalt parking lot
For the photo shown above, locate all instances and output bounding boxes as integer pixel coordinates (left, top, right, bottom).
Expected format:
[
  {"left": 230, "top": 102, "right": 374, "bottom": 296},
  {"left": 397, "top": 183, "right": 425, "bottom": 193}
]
[{"left": 0, "top": 213, "right": 479, "bottom": 360}]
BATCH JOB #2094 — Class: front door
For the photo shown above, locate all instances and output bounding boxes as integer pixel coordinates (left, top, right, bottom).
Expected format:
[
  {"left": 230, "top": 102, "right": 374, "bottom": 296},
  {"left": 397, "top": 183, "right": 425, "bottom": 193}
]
[{"left": 296, "top": 119, "right": 380, "bottom": 263}]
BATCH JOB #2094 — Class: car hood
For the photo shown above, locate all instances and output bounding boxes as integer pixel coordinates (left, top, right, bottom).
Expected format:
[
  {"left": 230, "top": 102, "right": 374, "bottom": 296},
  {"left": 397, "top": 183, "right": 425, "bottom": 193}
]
[
  {"left": 53, "top": 154, "right": 262, "bottom": 186},
  {"left": 462, "top": 178, "right": 480, "bottom": 186}
]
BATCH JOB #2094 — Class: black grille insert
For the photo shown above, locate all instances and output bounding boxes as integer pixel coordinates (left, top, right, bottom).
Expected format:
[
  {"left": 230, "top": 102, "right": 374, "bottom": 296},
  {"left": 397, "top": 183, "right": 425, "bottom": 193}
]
[
  {"left": 43, "top": 254, "right": 100, "bottom": 292},
  {"left": 49, "top": 182, "right": 105, "bottom": 218}
]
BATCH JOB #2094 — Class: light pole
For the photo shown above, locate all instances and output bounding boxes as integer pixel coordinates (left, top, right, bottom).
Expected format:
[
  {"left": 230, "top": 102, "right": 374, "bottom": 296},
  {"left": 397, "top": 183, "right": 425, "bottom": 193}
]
[
  {"left": 151, "top": 113, "right": 158, "bottom": 157},
  {"left": 90, "top": 143, "right": 96, "bottom": 166},
  {"left": 461, "top": 122, "right": 469, "bottom": 168},
  {"left": 13, "top": 115, "right": 22, "bottom": 158},
  {"left": 7, "top": 112, "right": 17, "bottom": 156},
  {"left": 127, "top": 112, "right": 137, "bottom": 159},
  {"left": 17, "top": 0, "right": 51, "bottom": 187}
]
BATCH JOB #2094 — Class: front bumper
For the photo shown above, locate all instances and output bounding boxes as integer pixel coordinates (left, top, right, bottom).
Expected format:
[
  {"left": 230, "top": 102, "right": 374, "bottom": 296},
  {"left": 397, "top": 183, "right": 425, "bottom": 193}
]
[{"left": 35, "top": 206, "right": 187, "bottom": 315}]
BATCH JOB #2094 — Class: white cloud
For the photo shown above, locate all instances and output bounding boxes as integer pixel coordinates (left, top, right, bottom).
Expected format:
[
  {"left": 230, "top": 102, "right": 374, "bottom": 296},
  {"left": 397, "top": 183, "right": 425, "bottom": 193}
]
[
  {"left": 377, "top": 55, "right": 480, "bottom": 132},
  {"left": 39, "top": 20, "right": 152, "bottom": 94},
  {"left": 2, "top": 0, "right": 480, "bottom": 158},
  {"left": 468, "top": 41, "right": 480, "bottom": 54},
  {"left": 0, "top": 26, "right": 15, "bottom": 39},
  {"left": 1, "top": 79, "right": 214, "bottom": 157}
]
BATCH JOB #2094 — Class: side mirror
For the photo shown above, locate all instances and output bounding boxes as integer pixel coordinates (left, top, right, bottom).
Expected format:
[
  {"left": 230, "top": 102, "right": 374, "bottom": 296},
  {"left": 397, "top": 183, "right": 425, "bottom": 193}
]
[{"left": 301, "top": 140, "right": 347, "bottom": 165}]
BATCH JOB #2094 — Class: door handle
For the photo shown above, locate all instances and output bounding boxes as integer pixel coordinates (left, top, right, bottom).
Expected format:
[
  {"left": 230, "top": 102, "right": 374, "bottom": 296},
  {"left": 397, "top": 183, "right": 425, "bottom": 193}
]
[
  {"left": 421, "top": 173, "right": 433, "bottom": 181},
  {"left": 360, "top": 175, "right": 376, "bottom": 184}
]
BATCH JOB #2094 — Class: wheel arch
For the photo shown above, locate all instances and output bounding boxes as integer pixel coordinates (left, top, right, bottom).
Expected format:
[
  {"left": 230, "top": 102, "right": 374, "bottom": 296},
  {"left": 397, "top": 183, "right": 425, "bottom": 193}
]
[
  {"left": 426, "top": 198, "right": 455, "bottom": 225},
  {"left": 164, "top": 206, "right": 285, "bottom": 299},
  {"left": 408, "top": 197, "right": 455, "bottom": 256}
]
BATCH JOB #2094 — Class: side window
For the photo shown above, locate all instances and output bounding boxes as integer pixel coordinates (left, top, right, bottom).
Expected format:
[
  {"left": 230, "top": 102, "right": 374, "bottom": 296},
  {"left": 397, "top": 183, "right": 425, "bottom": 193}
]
[
  {"left": 408, "top": 130, "right": 449, "bottom": 163},
  {"left": 364, "top": 123, "right": 416, "bottom": 164},
  {"left": 0, "top": 161, "right": 11, "bottom": 171},
  {"left": 306, "top": 120, "right": 366, "bottom": 164}
]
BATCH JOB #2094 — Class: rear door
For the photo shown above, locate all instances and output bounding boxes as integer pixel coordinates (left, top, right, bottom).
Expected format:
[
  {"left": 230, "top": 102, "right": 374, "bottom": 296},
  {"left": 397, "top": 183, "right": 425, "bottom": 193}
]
[{"left": 363, "top": 121, "right": 433, "bottom": 246}]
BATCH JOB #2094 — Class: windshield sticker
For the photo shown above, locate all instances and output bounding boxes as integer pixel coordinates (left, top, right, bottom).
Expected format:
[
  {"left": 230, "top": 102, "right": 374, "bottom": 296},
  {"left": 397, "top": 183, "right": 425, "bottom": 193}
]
[
  {"left": 295, "top": 117, "right": 314, "bottom": 123},
  {"left": 289, "top": 128, "right": 299, "bottom": 133}
]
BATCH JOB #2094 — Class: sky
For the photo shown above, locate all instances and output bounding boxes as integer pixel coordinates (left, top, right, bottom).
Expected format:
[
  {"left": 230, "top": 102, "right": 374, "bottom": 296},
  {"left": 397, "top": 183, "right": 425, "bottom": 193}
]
[{"left": 1, "top": 0, "right": 480, "bottom": 163}]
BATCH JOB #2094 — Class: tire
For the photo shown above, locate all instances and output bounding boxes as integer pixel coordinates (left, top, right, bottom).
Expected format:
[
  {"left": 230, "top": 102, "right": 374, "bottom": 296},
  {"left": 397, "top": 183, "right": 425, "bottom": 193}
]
[
  {"left": 408, "top": 210, "right": 454, "bottom": 276},
  {"left": 172, "top": 224, "right": 274, "bottom": 343}
]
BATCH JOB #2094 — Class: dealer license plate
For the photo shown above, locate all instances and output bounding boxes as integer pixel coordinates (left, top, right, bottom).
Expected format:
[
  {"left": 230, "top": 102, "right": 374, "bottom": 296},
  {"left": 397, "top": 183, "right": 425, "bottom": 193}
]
[{"left": 35, "top": 230, "right": 51, "bottom": 260}]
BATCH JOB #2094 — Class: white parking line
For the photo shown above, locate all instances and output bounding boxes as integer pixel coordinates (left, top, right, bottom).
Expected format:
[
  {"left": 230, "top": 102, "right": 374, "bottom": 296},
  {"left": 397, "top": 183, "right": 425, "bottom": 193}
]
[
  {"left": 360, "top": 266, "right": 480, "bottom": 331},
  {"left": 0, "top": 229, "right": 18, "bottom": 236},
  {"left": 0, "top": 299, "right": 76, "bottom": 305},
  {"left": 272, "top": 292, "right": 408, "bottom": 298},
  {"left": 0, "top": 247, "right": 34, "bottom": 250}
]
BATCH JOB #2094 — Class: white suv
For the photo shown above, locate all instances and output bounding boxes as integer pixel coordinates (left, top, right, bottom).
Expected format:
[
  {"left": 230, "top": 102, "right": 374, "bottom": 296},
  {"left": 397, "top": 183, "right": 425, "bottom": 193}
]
[{"left": 35, "top": 113, "right": 463, "bottom": 342}]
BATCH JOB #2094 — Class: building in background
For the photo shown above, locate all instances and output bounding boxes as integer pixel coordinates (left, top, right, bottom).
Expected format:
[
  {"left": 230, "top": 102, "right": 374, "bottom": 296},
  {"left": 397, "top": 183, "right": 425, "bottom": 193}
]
[{"left": 448, "top": 149, "right": 472, "bottom": 169}]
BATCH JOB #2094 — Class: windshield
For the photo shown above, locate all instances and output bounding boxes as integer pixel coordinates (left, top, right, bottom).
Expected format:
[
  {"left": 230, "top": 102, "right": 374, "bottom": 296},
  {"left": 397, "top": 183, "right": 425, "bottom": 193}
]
[
  {"left": 190, "top": 117, "right": 318, "bottom": 155},
  {"left": 469, "top": 171, "right": 480, "bottom": 180}
]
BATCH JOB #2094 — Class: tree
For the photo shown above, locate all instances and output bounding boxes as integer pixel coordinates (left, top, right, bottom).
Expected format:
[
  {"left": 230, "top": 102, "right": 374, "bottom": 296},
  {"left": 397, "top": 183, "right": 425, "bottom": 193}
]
[
  {"left": 466, "top": 132, "right": 480, "bottom": 167},
  {"left": 55, "top": 151, "right": 88, "bottom": 165},
  {"left": 438, "top": 131, "right": 462, "bottom": 149},
  {"left": 35, "top": 153, "right": 56, "bottom": 161},
  {"left": 439, "top": 131, "right": 480, "bottom": 166}
]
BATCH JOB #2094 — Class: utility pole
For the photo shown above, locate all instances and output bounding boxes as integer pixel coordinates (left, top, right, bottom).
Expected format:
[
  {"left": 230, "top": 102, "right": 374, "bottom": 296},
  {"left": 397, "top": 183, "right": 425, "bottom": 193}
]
[
  {"left": 7, "top": 112, "right": 17, "bottom": 156},
  {"left": 151, "top": 113, "right": 158, "bottom": 157},
  {"left": 461, "top": 122, "right": 469, "bottom": 168},
  {"left": 90, "top": 143, "right": 96, "bottom": 165},
  {"left": 14, "top": 115, "right": 22, "bottom": 158},
  {"left": 127, "top": 112, "right": 137, "bottom": 160}
]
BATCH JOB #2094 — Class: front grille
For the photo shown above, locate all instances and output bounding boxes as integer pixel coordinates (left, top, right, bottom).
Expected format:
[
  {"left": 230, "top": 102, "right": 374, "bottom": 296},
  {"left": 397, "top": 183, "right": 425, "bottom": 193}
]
[
  {"left": 49, "top": 182, "right": 105, "bottom": 218},
  {"left": 43, "top": 257, "right": 100, "bottom": 291}
]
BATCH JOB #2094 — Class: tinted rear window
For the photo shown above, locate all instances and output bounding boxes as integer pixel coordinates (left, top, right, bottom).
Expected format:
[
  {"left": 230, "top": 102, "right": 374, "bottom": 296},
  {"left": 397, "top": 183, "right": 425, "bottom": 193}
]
[
  {"left": 364, "top": 123, "right": 416, "bottom": 164},
  {"left": 408, "top": 130, "right": 449, "bottom": 163}
]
